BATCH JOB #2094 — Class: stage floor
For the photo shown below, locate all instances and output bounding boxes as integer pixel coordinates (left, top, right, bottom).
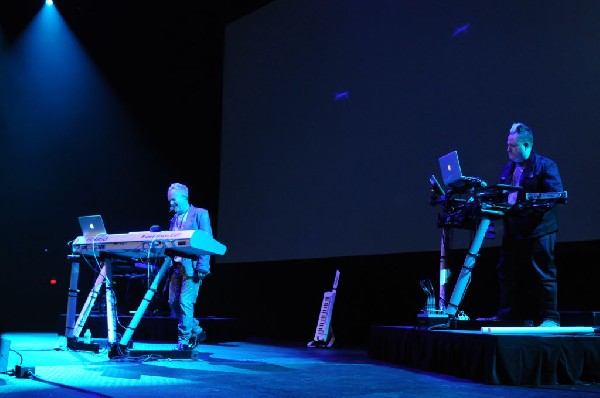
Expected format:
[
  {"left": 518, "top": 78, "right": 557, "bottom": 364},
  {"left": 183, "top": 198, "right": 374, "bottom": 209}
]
[
  {"left": 3, "top": 332, "right": 600, "bottom": 397},
  {"left": 368, "top": 324, "right": 600, "bottom": 386},
  {"left": 57, "top": 313, "right": 247, "bottom": 343}
]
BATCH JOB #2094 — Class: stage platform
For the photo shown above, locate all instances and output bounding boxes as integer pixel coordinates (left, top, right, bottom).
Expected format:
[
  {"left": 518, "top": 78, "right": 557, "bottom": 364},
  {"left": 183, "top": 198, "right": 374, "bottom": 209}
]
[{"left": 367, "top": 324, "right": 600, "bottom": 386}]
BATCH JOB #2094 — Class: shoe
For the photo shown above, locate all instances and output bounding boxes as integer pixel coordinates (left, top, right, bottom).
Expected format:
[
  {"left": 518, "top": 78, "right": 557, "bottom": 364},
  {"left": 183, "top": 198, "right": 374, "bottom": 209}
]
[
  {"left": 538, "top": 319, "right": 560, "bottom": 327},
  {"left": 476, "top": 315, "right": 502, "bottom": 322},
  {"left": 175, "top": 340, "right": 195, "bottom": 351},
  {"left": 189, "top": 330, "right": 207, "bottom": 347},
  {"left": 196, "top": 330, "right": 207, "bottom": 343}
]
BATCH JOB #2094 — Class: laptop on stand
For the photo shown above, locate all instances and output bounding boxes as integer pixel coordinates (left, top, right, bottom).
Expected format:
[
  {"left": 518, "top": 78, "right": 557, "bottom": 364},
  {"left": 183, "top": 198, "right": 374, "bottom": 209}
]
[
  {"left": 78, "top": 215, "right": 107, "bottom": 237},
  {"left": 438, "top": 150, "right": 466, "bottom": 188}
]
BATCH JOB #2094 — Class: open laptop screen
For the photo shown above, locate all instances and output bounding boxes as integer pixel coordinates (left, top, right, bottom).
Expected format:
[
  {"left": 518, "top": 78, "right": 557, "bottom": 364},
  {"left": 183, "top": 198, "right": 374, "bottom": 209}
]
[
  {"left": 78, "top": 215, "right": 107, "bottom": 237},
  {"left": 438, "top": 150, "right": 463, "bottom": 187}
]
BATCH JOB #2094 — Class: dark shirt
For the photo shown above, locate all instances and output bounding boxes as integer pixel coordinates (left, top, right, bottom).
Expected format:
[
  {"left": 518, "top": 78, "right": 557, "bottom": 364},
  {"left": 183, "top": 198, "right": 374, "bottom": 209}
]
[{"left": 499, "top": 151, "right": 563, "bottom": 239}]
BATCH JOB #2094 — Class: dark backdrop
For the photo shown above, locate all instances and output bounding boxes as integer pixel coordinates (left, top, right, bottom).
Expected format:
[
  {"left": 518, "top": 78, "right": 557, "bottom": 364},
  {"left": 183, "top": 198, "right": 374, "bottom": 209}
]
[{"left": 218, "top": 0, "right": 600, "bottom": 264}]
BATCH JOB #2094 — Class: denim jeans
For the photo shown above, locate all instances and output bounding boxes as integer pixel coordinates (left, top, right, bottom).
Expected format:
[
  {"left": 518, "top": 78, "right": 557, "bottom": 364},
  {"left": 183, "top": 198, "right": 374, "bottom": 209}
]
[{"left": 168, "top": 262, "right": 204, "bottom": 342}]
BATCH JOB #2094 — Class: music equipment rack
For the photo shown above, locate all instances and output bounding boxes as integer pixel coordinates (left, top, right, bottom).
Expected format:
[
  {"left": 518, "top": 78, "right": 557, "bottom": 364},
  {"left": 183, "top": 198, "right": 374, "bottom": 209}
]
[
  {"left": 64, "top": 230, "right": 226, "bottom": 358},
  {"left": 427, "top": 174, "right": 568, "bottom": 325}
]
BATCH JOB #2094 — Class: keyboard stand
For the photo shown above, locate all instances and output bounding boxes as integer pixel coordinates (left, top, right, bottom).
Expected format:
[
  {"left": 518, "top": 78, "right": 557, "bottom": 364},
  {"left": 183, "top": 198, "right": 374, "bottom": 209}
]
[
  {"left": 438, "top": 227, "right": 451, "bottom": 311},
  {"left": 444, "top": 217, "right": 492, "bottom": 319},
  {"left": 445, "top": 206, "right": 505, "bottom": 320},
  {"left": 116, "top": 257, "right": 172, "bottom": 352},
  {"left": 63, "top": 254, "right": 119, "bottom": 353}
]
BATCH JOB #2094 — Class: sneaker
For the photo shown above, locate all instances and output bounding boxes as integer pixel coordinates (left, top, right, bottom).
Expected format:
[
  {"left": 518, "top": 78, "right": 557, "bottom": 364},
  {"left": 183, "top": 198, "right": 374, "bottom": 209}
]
[
  {"left": 189, "top": 330, "right": 207, "bottom": 348},
  {"left": 175, "top": 340, "right": 194, "bottom": 351},
  {"left": 538, "top": 319, "right": 560, "bottom": 327},
  {"left": 196, "top": 330, "right": 207, "bottom": 343}
]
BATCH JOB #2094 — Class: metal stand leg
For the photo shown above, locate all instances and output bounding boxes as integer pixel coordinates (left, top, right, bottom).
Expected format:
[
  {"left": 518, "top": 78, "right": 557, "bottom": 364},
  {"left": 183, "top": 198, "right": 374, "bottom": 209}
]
[
  {"left": 439, "top": 227, "right": 451, "bottom": 311},
  {"left": 116, "top": 258, "right": 173, "bottom": 353},
  {"left": 63, "top": 257, "right": 117, "bottom": 354},
  {"left": 446, "top": 217, "right": 491, "bottom": 318},
  {"left": 73, "top": 262, "right": 109, "bottom": 338},
  {"left": 103, "top": 259, "right": 118, "bottom": 344},
  {"left": 64, "top": 255, "right": 81, "bottom": 339}
]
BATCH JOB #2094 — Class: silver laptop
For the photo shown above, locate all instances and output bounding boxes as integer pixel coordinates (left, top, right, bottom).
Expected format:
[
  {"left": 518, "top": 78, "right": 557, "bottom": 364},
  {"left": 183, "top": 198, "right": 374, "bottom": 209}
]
[
  {"left": 438, "top": 150, "right": 464, "bottom": 187},
  {"left": 78, "top": 215, "right": 107, "bottom": 237}
]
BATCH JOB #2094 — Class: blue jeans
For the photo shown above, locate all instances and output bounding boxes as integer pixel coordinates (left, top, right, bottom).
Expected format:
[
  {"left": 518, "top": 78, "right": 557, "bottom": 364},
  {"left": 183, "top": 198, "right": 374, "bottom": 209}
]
[{"left": 168, "top": 262, "right": 204, "bottom": 342}]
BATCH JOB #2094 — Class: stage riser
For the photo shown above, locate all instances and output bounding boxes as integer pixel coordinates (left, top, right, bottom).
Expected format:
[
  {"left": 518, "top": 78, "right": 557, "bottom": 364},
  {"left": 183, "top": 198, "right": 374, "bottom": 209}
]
[
  {"left": 368, "top": 325, "right": 600, "bottom": 385},
  {"left": 415, "top": 311, "right": 600, "bottom": 331},
  {"left": 58, "top": 315, "right": 246, "bottom": 343}
]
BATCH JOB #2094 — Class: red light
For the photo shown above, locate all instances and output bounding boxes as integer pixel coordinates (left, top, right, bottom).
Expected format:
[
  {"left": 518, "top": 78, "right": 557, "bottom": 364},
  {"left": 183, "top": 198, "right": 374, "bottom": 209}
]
[{"left": 49, "top": 278, "right": 57, "bottom": 285}]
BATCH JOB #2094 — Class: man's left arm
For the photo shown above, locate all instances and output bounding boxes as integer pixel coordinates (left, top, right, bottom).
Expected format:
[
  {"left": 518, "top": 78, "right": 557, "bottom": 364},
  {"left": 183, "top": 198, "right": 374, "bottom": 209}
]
[
  {"left": 542, "top": 160, "right": 564, "bottom": 192},
  {"left": 197, "top": 209, "right": 213, "bottom": 237}
]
